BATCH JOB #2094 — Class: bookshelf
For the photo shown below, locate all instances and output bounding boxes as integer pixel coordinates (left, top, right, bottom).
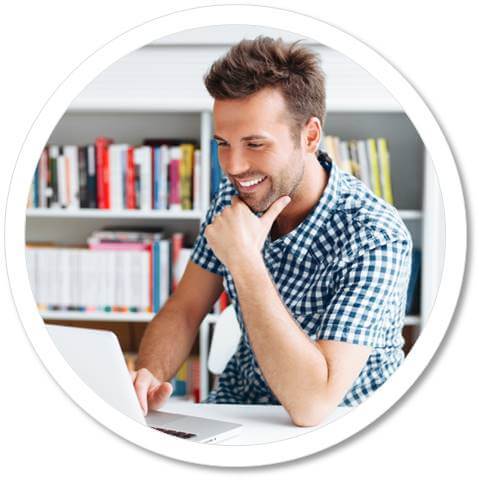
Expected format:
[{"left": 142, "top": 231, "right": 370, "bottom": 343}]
[{"left": 25, "top": 26, "right": 444, "bottom": 402}]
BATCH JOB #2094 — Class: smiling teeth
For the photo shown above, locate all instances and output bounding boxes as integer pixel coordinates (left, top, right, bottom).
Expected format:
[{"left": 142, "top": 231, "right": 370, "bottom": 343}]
[{"left": 239, "top": 176, "right": 266, "bottom": 187}]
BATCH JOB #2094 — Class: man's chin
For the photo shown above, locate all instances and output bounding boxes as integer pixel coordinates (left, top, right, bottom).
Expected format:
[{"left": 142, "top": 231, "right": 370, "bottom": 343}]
[{"left": 242, "top": 197, "right": 273, "bottom": 214}]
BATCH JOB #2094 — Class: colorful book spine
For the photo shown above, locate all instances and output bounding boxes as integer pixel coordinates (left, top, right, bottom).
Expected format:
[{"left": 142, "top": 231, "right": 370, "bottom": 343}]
[
  {"left": 171, "top": 233, "right": 184, "bottom": 292},
  {"left": 126, "top": 146, "right": 136, "bottom": 209},
  {"left": 78, "top": 146, "right": 88, "bottom": 208},
  {"left": 367, "top": 138, "right": 382, "bottom": 198},
  {"left": 95, "top": 137, "right": 112, "bottom": 209},
  {"left": 153, "top": 147, "right": 161, "bottom": 209},
  {"left": 86, "top": 145, "right": 97, "bottom": 208},
  {"left": 32, "top": 139, "right": 200, "bottom": 211},
  {"left": 180, "top": 143, "right": 194, "bottom": 210},
  {"left": 377, "top": 137, "right": 394, "bottom": 205},
  {"left": 168, "top": 147, "right": 181, "bottom": 210}
]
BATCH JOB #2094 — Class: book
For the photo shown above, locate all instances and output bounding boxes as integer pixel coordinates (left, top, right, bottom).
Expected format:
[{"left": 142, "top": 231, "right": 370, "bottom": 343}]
[
  {"left": 377, "top": 138, "right": 394, "bottom": 205},
  {"left": 126, "top": 146, "right": 136, "bottom": 209},
  {"left": 180, "top": 143, "right": 194, "bottom": 210},
  {"left": 133, "top": 146, "right": 152, "bottom": 210},
  {"left": 168, "top": 146, "right": 181, "bottom": 210},
  {"left": 47, "top": 145, "right": 59, "bottom": 208},
  {"left": 367, "top": 138, "right": 382, "bottom": 198},
  {"left": 171, "top": 233, "right": 185, "bottom": 292},
  {"left": 193, "top": 148, "right": 201, "bottom": 211},
  {"left": 63, "top": 145, "right": 80, "bottom": 209},
  {"left": 95, "top": 137, "right": 112, "bottom": 209},
  {"left": 78, "top": 146, "right": 88, "bottom": 208},
  {"left": 210, "top": 139, "right": 223, "bottom": 201},
  {"left": 356, "top": 140, "right": 371, "bottom": 190},
  {"left": 160, "top": 145, "right": 170, "bottom": 210},
  {"left": 86, "top": 145, "right": 97, "bottom": 208}
]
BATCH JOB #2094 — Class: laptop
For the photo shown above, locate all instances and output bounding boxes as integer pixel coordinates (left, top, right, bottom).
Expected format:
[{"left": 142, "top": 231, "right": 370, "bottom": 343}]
[{"left": 46, "top": 324, "right": 242, "bottom": 443}]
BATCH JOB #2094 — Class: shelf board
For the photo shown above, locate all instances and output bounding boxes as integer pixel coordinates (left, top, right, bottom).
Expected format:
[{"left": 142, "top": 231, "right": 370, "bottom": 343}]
[
  {"left": 404, "top": 315, "right": 420, "bottom": 326},
  {"left": 67, "top": 98, "right": 214, "bottom": 113},
  {"left": 26, "top": 208, "right": 420, "bottom": 221},
  {"left": 26, "top": 208, "right": 203, "bottom": 220},
  {"left": 41, "top": 311, "right": 153, "bottom": 322},
  {"left": 206, "top": 313, "right": 420, "bottom": 326},
  {"left": 67, "top": 99, "right": 403, "bottom": 113},
  {"left": 41, "top": 311, "right": 419, "bottom": 326},
  {"left": 398, "top": 210, "right": 422, "bottom": 220}
]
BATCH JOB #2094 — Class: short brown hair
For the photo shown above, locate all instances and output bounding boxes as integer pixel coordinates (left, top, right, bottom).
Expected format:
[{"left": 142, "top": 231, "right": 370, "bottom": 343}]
[{"left": 204, "top": 36, "right": 326, "bottom": 143}]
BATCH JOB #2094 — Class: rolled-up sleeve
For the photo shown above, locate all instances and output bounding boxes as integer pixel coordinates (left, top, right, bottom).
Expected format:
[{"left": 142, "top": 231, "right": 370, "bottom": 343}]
[{"left": 314, "top": 236, "right": 412, "bottom": 347}]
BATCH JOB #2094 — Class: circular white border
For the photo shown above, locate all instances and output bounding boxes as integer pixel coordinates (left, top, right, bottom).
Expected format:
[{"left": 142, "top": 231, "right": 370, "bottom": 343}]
[{"left": 4, "top": 5, "right": 467, "bottom": 468}]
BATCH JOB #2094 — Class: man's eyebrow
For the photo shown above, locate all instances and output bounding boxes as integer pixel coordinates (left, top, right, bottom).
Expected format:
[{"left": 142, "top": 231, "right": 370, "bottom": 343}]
[{"left": 213, "top": 134, "right": 269, "bottom": 142}]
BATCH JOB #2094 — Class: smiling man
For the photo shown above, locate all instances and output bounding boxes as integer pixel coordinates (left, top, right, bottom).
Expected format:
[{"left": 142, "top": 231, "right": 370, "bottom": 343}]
[{"left": 132, "top": 36, "right": 412, "bottom": 427}]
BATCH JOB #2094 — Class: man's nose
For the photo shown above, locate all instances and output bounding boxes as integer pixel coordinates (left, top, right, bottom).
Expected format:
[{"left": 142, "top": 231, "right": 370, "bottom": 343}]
[{"left": 221, "top": 147, "right": 250, "bottom": 177}]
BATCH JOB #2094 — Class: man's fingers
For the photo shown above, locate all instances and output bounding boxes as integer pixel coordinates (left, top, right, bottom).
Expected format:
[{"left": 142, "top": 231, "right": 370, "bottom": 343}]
[
  {"left": 260, "top": 196, "right": 291, "bottom": 229},
  {"left": 148, "top": 382, "right": 173, "bottom": 411},
  {"left": 133, "top": 369, "right": 158, "bottom": 415}
]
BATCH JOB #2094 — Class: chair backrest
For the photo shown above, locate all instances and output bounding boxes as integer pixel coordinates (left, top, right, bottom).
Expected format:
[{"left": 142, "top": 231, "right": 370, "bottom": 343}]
[{"left": 207, "top": 304, "right": 242, "bottom": 375}]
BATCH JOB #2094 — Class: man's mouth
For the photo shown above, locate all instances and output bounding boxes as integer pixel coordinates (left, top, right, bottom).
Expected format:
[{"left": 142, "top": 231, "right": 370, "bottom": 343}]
[{"left": 236, "top": 175, "right": 268, "bottom": 193}]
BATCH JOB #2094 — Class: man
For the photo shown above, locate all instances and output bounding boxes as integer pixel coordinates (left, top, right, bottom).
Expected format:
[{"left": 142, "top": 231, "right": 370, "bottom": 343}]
[{"left": 131, "top": 36, "right": 412, "bottom": 427}]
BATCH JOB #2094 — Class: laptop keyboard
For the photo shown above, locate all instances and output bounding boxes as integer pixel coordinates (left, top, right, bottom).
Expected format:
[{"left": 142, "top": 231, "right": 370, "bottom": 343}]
[{"left": 151, "top": 426, "right": 197, "bottom": 439}]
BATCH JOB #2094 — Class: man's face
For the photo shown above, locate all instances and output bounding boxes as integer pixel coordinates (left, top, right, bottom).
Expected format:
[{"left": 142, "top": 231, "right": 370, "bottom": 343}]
[{"left": 213, "top": 87, "right": 305, "bottom": 213}]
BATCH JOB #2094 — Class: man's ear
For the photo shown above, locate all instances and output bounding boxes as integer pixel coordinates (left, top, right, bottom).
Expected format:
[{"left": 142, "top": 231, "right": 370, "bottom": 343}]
[{"left": 303, "top": 116, "right": 322, "bottom": 153}]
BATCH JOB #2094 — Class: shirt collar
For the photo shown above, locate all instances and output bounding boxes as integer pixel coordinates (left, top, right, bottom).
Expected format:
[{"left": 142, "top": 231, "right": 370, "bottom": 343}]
[{"left": 264, "top": 151, "right": 340, "bottom": 257}]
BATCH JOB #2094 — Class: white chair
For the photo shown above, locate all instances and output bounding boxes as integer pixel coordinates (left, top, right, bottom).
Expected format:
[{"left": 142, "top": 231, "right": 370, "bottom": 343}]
[{"left": 207, "top": 304, "right": 242, "bottom": 375}]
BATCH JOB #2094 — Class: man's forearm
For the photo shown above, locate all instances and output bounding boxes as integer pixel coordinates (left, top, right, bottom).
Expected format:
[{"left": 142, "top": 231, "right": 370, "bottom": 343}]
[
  {"left": 229, "top": 253, "right": 331, "bottom": 426},
  {"left": 135, "top": 299, "right": 198, "bottom": 382}
]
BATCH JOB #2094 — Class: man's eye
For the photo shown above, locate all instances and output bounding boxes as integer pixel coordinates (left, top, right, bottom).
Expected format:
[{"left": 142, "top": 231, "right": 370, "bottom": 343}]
[
  {"left": 248, "top": 143, "right": 263, "bottom": 148},
  {"left": 217, "top": 142, "right": 228, "bottom": 148}
]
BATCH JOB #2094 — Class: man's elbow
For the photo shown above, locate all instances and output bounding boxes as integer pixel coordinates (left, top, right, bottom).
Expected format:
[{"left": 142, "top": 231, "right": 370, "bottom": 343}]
[{"left": 289, "top": 403, "right": 332, "bottom": 428}]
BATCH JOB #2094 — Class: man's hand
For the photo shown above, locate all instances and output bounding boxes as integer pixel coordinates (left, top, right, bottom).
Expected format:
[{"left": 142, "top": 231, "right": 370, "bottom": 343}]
[
  {"left": 205, "top": 195, "right": 291, "bottom": 269},
  {"left": 129, "top": 368, "right": 173, "bottom": 415}
]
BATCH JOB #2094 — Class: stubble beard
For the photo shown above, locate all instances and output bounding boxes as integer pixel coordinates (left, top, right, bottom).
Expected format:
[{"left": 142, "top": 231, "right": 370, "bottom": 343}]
[{"left": 244, "top": 155, "right": 305, "bottom": 214}]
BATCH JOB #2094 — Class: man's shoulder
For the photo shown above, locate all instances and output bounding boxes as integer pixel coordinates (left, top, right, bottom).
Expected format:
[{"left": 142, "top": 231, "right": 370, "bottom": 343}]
[{"left": 317, "top": 171, "right": 412, "bottom": 262}]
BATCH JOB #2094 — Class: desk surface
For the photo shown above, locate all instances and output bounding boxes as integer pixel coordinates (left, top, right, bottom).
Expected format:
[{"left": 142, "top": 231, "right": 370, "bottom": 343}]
[{"left": 161, "top": 399, "right": 353, "bottom": 445}]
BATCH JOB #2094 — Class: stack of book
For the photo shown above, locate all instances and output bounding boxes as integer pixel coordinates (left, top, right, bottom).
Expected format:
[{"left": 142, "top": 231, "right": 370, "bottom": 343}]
[
  {"left": 27, "top": 138, "right": 201, "bottom": 211},
  {"left": 322, "top": 136, "right": 394, "bottom": 205},
  {"left": 26, "top": 229, "right": 191, "bottom": 313},
  {"left": 170, "top": 355, "right": 201, "bottom": 402}
]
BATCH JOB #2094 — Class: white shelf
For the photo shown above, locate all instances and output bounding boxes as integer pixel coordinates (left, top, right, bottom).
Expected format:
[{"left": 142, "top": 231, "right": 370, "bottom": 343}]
[
  {"left": 41, "top": 311, "right": 154, "bottom": 322},
  {"left": 68, "top": 98, "right": 214, "bottom": 113},
  {"left": 41, "top": 310, "right": 420, "bottom": 326},
  {"left": 67, "top": 98, "right": 402, "bottom": 114},
  {"left": 26, "top": 208, "right": 203, "bottom": 220},
  {"left": 26, "top": 208, "right": 420, "bottom": 221},
  {"left": 404, "top": 315, "right": 420, "bottom": 326},
  {"left": 204, "top": 313, "right": 420, "bottom": 327},
  {"left": 398, "top": 210, "right": 422, "bottom": 220}
]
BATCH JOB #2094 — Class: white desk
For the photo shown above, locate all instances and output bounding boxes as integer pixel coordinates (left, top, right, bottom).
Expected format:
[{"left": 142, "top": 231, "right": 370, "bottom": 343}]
[{"left": 161, "top": 398, "right": 353, "bottom": 445}]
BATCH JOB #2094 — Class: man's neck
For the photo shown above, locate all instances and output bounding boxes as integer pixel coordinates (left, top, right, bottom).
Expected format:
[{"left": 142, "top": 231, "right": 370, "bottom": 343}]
[{"left": 271, "top": 154, "right": 328, "bottom": 240}]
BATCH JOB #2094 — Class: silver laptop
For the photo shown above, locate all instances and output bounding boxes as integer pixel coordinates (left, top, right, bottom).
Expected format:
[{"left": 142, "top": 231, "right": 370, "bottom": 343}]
[{"left": 46, "top": 324, "right": 242, "bottom": 443}]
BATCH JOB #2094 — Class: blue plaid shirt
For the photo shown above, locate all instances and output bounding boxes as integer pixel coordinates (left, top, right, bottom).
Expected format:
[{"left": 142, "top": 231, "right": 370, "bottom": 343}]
[{"left": 191, "top": 152, "right": 412, "bottom": 407}]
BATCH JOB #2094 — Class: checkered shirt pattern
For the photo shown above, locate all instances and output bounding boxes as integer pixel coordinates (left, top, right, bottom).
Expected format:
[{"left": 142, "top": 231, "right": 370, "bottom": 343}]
[{"left": 191, "top": 152, "right": 412, "bottom": 407}]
